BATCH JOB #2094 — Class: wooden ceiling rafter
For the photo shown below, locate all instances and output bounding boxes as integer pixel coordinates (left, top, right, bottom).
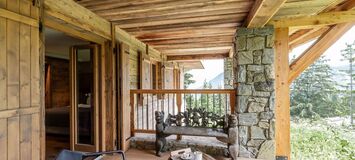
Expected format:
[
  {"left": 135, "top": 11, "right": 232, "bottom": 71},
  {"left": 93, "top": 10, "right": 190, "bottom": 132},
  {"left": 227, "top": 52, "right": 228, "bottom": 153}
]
[
  {"left": 288, "top": 0, "right": 355, "bottom": 48},
  {"left": 245, "top": 0, "right": 288, "bottom": 28},
  {"left": 167, "top": 53, "right": 229, "bottom": 61}
]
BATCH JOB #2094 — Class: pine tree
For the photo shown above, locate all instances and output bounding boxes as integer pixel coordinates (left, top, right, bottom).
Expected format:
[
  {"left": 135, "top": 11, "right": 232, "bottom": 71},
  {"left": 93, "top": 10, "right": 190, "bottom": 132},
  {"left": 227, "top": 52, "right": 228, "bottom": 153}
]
[
  {"left": 340, "top": 41, "right": 355, "bottom": 124},
  {"left": 291, "top": 56, "right": 344, "bottom": 118}
]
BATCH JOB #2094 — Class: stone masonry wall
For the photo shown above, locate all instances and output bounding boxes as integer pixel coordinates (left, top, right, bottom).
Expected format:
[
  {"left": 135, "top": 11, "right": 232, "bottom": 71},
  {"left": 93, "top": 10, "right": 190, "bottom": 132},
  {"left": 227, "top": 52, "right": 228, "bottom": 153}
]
[
  {"left": 224, "top": 58, "right": 234, "bottom": 89},
  {"left": 234, "top": 26, "right": 275, "bottom": 159}
]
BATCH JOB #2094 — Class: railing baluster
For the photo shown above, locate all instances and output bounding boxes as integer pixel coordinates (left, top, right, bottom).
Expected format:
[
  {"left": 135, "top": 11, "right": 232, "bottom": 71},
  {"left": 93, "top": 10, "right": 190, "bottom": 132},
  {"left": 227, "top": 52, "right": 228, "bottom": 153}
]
[
  {"left": 213, "top": 93, "right": 215, "bottom": 112},
  {"left": 225, "top": 93, "right": 228, "bottom": 115},
  {"left": 195, "top": 94, "right": 197, "bottom": 108},
  {"left": 207, "top": 94, "right": 209, "bottom": 112},
  {"left": 219, "top": 93, "right": 222, "bottom": 115},
  {"left": 173, "top": 93, "right": 175, "bottom": 114},
  {"left": 146, "top": 93, "right": 149, "bottom": 130},
  {"left": 136, "top": 94, "right": 139, "bottom": 130},
  {"left": 168, "top": 94, "right": 170, "bottom": 114}
]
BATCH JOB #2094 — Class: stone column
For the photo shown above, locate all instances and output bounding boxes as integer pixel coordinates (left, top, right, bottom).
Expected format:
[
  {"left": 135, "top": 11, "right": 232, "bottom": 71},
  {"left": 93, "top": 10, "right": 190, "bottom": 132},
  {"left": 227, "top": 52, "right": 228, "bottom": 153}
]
[
  {"left": 233, "top": 26, "right": 275, "bottom": 159},
  {"left": 224, "top": 58, "right": 234, "bottom": 89}
]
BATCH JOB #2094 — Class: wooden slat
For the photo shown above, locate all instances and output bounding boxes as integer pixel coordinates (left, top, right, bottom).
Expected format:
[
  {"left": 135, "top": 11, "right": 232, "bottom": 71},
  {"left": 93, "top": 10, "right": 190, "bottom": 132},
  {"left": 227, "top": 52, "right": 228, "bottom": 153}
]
[
  {"left": 31, "top": 113, "right": 40, "bottom": 160},
  {"left": 7, "top": 19, "right": 20, "bottom": 110},
  {"left": 44, "top": 0, "right": 111, "bottom": 39},
  {"left": 20, "top": 115, "right": 32, "bottom": 160},
  {"left": 0, "top": 17, "right": 6, "bottom": 111},
  {"left": 19, "top": 22, "right": 31, "bottom": 108},
  {"left": 269, "top": 10, "right": 355, "bottom": 28},
  {"left": 245, "top": 0, "right": 287, "bottom": 28},
  {"left": 274, "top": 27, "right": 290, "bottom": 160},
  {"left": 130, "top": 89, "right": 236, "bottom": 94},
  {"left": 289, "top": 23, "right": 354, "bottom": 82},
  {"left": 8, "top": 116, "right": 20, "bottom": 160},
  {"left": 0, "top": 106, "right": 40, "bottom": 119},
  {"left": 0, "top": 8, "right": 39, "bottom": 27},
  {"left": 0, "top": 119, "right": 7, "bottom": 160},
  {"left": 167, "top": 53, "right": 229, "bottom": 61},
  {"left": 30, "top": 23, "right": 40, "bottom": 107}
]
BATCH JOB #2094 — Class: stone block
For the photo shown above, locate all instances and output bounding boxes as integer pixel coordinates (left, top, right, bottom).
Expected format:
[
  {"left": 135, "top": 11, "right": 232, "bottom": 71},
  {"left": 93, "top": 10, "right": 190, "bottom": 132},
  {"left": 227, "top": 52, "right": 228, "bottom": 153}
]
[
  {"left": 262, "top": 48, "right": 274, "bottom": 64},
  {"left": 265, "top": 65, "right": 275, "bottom": 80},
  {"left": 246, "top": 71, "right": 254, "bottom": 84},
  {"left": 239, "top": 126, "right": 249, "bottom": 145},
  {"left": 253, "top": 91, "right": 271, "bottom": 97},
  {"left": 247, "top": 65, "right": 264, "bottom": 72},
  {"left": 247, "top": 139, "right": 265, "bottom": 147},
  {"left": 254, "top": 81, "right": 274, "bottom": 92},
  {"left": 254, "top": 26, "right": 274, "bottom": 36},
  {"left": 247, "top": 36, "right": 265, "bottom": 50},
  {"left": 236, "top": 36, "right": 247, "bottom": 51},
  {"left": 269, "top": 119, "right": 275, "bottom": 139},
  {"left": 237, "top": 96, "right": 249, "bottom": 113},
  {"left": 260, "top": 111, "right": 274, "bottom": 120},
  {"left": 257, "top": 140, "right": 275, "bottom": 160},
  {"left": 239, "top": 145, "right": 253, "bottom": 158},
  {"left": 248, "top": 102, "right": 265, "bottom": 112},
  {"left": 269, "top": 92, "right": 275, "bottom": 111},
  {"left": 237, "top": 51, "right": 253, "bottom": 65},
  {"left": 266, "top": 35, "right": 274, "bottom": 48},
  {"left": 258, "top": 121, "right": 270, "bottom": 129},
  {"left": 251, "top": 126, "right": 266, "bottom": 139},
  {"left": 237, "top": 28, "right": 253, "bottom": 36},
  {"left": 237, "top": 65, "right": 246, "bottom": 82},
  {"left": 253, "top": 73, "right": 266, "bottom": 82},
  {"left": 238, "top": 84, "right": 253, "bottom": 96},
  {"left": 239, "top": 113, "right": 258, "bottom": 126}
]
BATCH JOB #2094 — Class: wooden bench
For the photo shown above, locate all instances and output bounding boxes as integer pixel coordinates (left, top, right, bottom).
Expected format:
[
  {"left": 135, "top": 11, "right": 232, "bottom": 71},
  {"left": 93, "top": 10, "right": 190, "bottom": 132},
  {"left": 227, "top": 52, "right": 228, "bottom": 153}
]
[{"left": 155, "top": 108, "right": 239, "bottom": 159}]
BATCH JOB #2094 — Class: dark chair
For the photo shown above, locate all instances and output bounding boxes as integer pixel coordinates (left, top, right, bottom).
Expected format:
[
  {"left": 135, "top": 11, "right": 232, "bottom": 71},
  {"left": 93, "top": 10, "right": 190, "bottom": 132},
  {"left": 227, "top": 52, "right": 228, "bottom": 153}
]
[{"left": 55, "top": 149, "right": 126, "bottom": 160}]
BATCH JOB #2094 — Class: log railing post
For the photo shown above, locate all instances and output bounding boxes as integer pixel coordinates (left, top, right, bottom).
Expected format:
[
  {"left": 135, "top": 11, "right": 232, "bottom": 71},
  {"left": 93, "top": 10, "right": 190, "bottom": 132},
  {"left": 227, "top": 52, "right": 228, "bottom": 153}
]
[
  {"left": 130, "top": 92, "right": 135, "bottom": 137},
  {"left": 176, "top": 93, "right": 182, "bottom": 140}
]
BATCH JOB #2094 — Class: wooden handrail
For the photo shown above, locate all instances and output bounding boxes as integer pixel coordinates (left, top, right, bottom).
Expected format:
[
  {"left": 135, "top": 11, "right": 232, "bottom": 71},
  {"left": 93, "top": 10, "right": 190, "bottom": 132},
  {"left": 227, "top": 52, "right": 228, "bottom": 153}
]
[{"left": 130, "top": 89, "right": 236, "bottom": 94}]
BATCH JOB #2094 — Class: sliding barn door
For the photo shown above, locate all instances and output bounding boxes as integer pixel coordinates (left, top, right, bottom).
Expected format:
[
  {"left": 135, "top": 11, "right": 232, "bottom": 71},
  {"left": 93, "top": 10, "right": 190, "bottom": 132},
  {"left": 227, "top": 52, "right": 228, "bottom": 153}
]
[
  {"left": 70, "top": 45, "right": 100, "bottom": 152},
  {"left": 0, "top": 0, "right": 42, "bottom": 159}
]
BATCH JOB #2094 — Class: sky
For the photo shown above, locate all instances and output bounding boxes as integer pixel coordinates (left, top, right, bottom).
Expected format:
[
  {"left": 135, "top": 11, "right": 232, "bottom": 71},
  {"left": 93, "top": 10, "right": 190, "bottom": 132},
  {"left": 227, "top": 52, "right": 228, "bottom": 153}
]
[
  {"left": 188, "top": 26, "right": 355, "bottom": 88},
  {"left": 290, "top": 26, "right": 355, "bottom": 67}
]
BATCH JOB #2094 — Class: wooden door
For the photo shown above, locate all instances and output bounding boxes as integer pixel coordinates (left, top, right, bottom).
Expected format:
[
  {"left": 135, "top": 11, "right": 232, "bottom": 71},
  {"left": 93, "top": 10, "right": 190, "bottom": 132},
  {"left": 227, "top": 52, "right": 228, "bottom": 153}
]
[
  {"left": 0, "top": 0, "right": 42, "bottom": 159},
  {"left": 70, "top": 45, "right": 100, "bottom": 152},
  {"left": 117, "top": 42, "right": 130, "bottom": 150}
]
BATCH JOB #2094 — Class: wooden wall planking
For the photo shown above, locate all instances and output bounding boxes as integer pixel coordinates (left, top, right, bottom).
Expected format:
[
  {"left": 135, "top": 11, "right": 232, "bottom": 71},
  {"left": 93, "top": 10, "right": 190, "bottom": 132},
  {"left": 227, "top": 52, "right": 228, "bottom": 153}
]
[{"left": 0, "top": 0, "right": 42, "bottom": 160}]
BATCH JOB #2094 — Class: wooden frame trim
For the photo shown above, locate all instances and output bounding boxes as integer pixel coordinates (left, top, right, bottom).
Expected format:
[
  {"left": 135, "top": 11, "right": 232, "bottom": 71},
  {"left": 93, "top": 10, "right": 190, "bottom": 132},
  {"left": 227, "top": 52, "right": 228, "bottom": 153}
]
[
  {"left": 269, "top": 10, "right": 355, "bottom": 28},
  {"left": 0, "top": 8, "right": 39, "bottom": 27},
  {"left": 70, "top": 44, "right": 100, "bottom": 152}
]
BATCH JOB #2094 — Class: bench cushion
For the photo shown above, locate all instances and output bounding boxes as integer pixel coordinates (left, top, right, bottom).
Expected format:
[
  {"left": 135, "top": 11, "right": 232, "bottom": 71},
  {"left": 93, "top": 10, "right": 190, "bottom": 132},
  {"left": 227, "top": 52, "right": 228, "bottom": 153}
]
[{"left": 163, "top": 126, "right": 228, "bottom": 138}]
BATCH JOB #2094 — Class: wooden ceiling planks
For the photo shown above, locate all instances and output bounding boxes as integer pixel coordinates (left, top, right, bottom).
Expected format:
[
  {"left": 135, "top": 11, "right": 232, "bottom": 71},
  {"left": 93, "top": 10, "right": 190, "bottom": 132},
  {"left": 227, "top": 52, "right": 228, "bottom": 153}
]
[{"left": 76, "top": 0, "right": 254, "bottom": 57}]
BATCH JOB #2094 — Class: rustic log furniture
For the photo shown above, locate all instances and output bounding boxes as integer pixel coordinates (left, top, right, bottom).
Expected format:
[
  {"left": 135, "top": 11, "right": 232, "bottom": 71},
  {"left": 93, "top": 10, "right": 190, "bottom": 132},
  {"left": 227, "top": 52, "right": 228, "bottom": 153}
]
[{"left": 155, "top": 108, "right": 239, "bottom": 159}]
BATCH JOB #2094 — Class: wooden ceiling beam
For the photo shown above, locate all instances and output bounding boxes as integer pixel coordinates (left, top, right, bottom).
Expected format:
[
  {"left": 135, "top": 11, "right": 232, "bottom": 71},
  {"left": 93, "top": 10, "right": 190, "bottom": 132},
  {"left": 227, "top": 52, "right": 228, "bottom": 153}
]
[
  {"left": 103, "top": 2, "right": 252, "bottom": 21},
  {"left": 115, "top": 14, "right": 245, "bottom": 28},
  {"left": 112, "top": 9, "right": 248, "bottom": 24},
  {"left": 167, "top": 53, "right": 229, "bottom": 61},
  {"left": 145, "top": 36, "right": 234, "bottom": 45},
  {"left": 288, "top": 23, "right": 354, "bottom": 83},
  {"left": 289, "top": 27, "right": 329, "bottom": 50},
  {"left": 269, "top": 10, "right": 355, "bottom": 28},
  {"left": 91, "top": 0, "right": 248, "bottom": 16},
  {"left": 153, "top": 43, "right": 233, "bottom": 50},
  {"left": 124, "top": 23, "right": 239, "bottom": 33},
  {"left": 245, "top": 0, "right": 287, "bottom": 28}
]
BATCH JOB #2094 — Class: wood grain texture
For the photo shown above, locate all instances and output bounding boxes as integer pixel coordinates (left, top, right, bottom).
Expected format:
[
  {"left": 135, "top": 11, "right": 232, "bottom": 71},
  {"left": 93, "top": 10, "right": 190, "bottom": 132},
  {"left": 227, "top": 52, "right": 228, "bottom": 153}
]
[
  {"left": 245, "top": 0, "right": 287, "bottom": 27},
  {"left": 274, "top": 27, "right": 290, "bottom": 160},
  {"left": 0, "top": 17, "right": 6, "bottom": 111}
]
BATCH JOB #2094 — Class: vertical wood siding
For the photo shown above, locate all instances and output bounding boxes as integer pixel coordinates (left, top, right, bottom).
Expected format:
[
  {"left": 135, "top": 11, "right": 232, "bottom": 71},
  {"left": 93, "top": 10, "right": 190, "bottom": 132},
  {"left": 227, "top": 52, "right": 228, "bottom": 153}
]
[{"left": 0, "top": 0, "right": 41, "bottom": 159}]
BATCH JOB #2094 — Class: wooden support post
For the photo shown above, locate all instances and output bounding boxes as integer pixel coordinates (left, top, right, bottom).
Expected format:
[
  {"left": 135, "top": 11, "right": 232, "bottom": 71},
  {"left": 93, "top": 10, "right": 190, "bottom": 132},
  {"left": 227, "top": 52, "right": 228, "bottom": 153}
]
[
  {"left": 274, "top": 28, "right": 290, "bottom": 160},
  {"left": 230, "top": 90, "right": 236, "bottom": 114},
  {"left": 176, "top": 93, "right": 182, "bottom": 140}
]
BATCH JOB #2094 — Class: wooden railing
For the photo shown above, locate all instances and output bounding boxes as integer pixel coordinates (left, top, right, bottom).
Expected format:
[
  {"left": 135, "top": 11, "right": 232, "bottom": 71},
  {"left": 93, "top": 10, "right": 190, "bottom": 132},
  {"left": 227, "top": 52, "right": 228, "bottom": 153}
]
[{"left": 129, "top": 89, "right": 236, "bottom": 136}]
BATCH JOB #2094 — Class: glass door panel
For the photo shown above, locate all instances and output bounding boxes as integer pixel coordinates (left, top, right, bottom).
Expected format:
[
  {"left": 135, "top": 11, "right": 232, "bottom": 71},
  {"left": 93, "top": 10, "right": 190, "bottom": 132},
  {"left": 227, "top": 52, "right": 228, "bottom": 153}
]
[{"left": 70, "top": 45, "right": 99, "bottom": 152}]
